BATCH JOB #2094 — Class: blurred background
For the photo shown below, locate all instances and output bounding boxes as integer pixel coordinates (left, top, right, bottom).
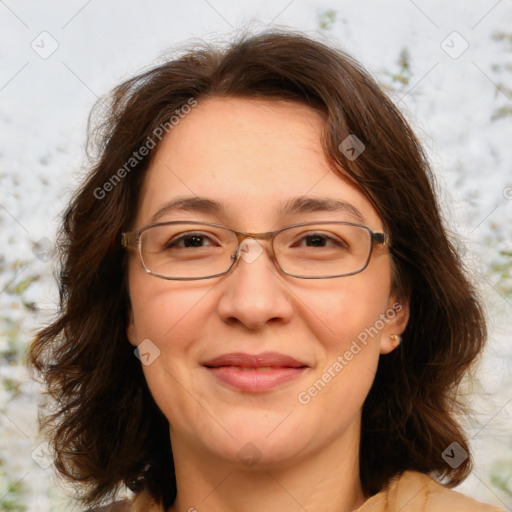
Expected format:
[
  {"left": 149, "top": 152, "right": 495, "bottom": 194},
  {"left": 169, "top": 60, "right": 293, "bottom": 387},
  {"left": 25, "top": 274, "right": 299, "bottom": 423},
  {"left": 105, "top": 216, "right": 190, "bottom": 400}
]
[{"left": 1, "top": 1, "right": 511, "bottom": 510}]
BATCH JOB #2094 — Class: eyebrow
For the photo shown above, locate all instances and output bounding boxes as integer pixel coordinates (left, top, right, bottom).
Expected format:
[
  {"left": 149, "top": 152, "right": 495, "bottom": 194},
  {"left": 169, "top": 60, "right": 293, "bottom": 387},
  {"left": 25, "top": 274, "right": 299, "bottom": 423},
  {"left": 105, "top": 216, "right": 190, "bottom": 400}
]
[{"left": 149, "top": 196, "right": 365, "bottom": 225}]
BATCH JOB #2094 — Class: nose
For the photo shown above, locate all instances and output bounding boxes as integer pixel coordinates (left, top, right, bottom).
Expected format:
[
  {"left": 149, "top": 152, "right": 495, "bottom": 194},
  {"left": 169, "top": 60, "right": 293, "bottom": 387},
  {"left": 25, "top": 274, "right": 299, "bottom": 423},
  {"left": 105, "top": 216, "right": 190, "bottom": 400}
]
[{"left": 216, "top": 238, "right": 294, "bottom": 330}]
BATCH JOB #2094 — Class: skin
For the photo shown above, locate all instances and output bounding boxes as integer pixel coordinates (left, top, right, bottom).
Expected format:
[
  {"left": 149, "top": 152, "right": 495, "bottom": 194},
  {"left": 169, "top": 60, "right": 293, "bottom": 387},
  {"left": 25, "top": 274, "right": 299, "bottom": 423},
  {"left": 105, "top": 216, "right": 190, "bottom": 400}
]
[{"left": 126, "top": 97, "right": 409, "bottom": 512}]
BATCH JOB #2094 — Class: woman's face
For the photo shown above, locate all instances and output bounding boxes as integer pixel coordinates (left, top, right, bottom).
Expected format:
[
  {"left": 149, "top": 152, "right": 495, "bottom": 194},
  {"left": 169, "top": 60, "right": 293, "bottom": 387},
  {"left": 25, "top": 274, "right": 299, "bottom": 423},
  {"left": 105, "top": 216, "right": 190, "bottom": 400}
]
[{"left": 127, "top": 97, "right": 407, "bottom": 469}]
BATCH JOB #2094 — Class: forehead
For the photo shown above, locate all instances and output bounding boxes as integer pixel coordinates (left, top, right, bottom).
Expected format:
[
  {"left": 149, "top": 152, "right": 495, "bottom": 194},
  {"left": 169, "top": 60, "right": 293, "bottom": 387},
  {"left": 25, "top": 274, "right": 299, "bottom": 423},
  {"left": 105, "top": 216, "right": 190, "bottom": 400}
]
[{"left": 135, "top": 97, "right": 382, "bottom": 230}]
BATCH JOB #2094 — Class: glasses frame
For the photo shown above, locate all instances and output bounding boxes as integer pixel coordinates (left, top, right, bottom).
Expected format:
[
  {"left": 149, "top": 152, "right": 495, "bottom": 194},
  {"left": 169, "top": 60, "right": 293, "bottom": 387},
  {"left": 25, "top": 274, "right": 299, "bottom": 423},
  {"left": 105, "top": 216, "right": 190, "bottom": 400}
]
[{"left": 121, "top": 220, "right": 389, "bottom": 280}]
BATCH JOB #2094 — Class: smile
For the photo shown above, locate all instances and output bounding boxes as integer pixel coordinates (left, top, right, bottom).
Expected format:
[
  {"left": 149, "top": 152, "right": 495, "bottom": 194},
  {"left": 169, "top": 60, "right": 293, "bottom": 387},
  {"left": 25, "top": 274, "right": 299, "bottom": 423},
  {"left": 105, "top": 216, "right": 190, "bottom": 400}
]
[{"left": 202, "top": 352, "right": 309, "bottom": 392}]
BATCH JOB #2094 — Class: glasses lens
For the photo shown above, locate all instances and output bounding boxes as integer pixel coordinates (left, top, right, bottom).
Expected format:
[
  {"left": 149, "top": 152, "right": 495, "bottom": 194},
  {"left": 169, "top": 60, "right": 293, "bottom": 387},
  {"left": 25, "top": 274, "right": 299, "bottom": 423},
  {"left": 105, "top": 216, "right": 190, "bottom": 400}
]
[
  {"left": 140, "top": 223, "right": 237, "bottom": 279},
  {"left": 138, "top": 222, "right": 374, "bottom": 279},
  {"left": 274, "top": 223, "right": 372, "bottom": 277}
]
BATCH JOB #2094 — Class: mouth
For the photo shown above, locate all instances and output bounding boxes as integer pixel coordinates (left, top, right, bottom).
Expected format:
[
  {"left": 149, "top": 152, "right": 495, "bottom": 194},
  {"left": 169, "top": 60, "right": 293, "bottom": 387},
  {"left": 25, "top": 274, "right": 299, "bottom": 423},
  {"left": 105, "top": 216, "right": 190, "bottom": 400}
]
[{"left": 201, "top": 352, "right": 309, "bottom": 393}]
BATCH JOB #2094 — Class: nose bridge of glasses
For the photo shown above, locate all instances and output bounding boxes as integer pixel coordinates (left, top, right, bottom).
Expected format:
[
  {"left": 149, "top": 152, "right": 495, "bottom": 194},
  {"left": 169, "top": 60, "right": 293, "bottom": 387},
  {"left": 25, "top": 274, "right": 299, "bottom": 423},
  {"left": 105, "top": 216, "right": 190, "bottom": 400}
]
[
  {"left": 234, "top": 229, "right": 275, "bottom": 242},
  {"left": 231, "top": 229, "right": 278, "bottom": 266}
]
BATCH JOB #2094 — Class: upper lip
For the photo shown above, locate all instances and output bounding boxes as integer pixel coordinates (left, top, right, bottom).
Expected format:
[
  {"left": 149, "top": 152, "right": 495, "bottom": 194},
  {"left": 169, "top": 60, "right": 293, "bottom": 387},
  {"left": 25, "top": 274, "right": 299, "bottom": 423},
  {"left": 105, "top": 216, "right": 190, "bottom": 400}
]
[{"left": 202, "top": 352, "right": 308, "bottom": 368}]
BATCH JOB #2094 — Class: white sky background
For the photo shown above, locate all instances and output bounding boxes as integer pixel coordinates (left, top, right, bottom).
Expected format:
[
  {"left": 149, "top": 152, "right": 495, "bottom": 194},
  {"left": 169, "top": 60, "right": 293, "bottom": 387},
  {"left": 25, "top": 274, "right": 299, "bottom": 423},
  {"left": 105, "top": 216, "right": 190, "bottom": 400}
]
[{"left": 1, "top": 0, "right": 511, "bottom": 510}]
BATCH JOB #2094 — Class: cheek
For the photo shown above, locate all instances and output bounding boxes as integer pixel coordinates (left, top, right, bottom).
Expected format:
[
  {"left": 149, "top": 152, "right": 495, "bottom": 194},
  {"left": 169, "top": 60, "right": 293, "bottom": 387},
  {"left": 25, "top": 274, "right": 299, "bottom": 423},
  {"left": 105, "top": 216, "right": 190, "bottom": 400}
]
[
  {"left": 294, "top": 273, "right": 391, "bottom": 350},
  {"left": 128, "top": 267, "right": 211, "bottom": 345},
  {"left": 293, "top": 283, "right": 387, "bottom": 427},
  {"left": 128, "top": 272, "right": 215, "bottom": 428}
]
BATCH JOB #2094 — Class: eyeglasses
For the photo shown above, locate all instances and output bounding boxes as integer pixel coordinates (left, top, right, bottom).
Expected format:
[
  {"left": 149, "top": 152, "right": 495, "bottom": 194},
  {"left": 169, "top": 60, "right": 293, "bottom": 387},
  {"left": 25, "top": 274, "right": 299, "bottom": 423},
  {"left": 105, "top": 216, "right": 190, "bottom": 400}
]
[{"left": 121, "top": 221, "right": 389, "bottom": 280}]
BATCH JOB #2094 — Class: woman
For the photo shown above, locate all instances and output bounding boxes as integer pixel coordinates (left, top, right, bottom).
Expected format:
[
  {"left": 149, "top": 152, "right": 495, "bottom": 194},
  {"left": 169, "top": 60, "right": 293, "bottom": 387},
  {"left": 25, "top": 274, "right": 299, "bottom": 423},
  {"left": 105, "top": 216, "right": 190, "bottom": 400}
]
[{"left": 30, "top": 30, "right": 504, "bottom": 511}]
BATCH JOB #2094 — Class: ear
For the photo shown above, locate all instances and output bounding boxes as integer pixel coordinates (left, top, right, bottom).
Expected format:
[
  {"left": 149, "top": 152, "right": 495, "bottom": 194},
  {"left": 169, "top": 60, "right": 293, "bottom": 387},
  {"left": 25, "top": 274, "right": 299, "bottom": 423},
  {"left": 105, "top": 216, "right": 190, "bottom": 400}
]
[
  {"left": 126, "top": 308, "right": 138, "bottom": 347},
  {"left": 379, "top": 295, "right": 409, "bottom": 355}
]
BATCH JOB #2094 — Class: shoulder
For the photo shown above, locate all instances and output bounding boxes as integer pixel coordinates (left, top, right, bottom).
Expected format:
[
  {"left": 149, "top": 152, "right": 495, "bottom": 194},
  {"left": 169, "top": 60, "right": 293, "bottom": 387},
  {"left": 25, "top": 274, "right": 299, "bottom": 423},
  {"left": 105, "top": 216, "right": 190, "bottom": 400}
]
[
  {"left": 357, "top": 470, "right": 504, "bottom": 512},
  {"left": 395, "top": 471, "right": 504, "bottom": 511}
]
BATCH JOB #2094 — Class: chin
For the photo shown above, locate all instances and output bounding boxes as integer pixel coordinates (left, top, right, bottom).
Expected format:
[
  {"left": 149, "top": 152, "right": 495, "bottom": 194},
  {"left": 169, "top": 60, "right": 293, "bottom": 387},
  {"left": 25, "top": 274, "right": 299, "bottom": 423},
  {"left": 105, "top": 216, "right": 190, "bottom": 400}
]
[
  {"left": 190, "top": 409, "right": 322, "bottom": 468},
  {"left": 217, "top": 433, "right": 313, "bottom": 471}
]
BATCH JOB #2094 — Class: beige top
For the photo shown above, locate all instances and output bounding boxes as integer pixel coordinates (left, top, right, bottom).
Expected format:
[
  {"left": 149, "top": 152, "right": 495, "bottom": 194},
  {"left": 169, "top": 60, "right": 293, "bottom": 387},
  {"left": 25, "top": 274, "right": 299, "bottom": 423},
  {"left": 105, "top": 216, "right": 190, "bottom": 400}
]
[{"left": 93, "top": 470, "right": 505, "bottom": 512}]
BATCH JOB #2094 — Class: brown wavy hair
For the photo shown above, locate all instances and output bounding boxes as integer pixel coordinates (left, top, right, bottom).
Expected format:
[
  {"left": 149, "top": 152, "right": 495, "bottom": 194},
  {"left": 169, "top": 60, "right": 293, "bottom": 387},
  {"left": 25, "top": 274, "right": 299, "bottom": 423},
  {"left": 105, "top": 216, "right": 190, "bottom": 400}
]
[{"left": 30, "top": 29, "right": 486, "bottom": 508}]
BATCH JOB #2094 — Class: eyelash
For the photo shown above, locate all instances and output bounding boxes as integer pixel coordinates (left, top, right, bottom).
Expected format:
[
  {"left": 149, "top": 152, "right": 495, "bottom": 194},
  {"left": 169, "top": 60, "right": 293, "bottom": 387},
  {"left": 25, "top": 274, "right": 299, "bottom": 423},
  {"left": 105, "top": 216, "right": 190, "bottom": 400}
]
[{"left": 165, "top": 231, "right": 346, "bottom": 249}]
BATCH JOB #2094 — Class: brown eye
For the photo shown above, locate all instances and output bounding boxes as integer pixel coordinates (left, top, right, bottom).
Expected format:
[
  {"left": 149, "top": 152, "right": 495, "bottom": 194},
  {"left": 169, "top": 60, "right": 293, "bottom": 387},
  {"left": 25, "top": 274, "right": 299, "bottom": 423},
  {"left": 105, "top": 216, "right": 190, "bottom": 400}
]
[
  {"left": 166, "top": 232, "right": 217, "bottom": 249},
  {"left": 293, "top": 232, "right": 348, "bottom": 249}
]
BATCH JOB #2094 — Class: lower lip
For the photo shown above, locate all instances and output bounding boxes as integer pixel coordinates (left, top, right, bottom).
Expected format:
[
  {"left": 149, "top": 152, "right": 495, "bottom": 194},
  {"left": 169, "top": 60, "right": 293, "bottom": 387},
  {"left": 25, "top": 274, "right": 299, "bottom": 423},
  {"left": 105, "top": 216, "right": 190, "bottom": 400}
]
[{"left": 205, "top": 366, "right": 307, "bottom": 392}]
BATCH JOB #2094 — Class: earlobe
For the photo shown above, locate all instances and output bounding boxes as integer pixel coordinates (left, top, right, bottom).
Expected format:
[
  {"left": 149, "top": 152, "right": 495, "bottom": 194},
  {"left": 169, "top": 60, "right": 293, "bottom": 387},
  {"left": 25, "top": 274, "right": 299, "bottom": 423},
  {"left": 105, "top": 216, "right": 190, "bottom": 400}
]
[
  {"left": 389, "top": 333, "right": 402, "bottom": 349},
  {"left": 379, "top": 298, "right": 409, "bottom": 355},
  {"left": 380, "top": 333, "right": 402, "bottom": 355}
]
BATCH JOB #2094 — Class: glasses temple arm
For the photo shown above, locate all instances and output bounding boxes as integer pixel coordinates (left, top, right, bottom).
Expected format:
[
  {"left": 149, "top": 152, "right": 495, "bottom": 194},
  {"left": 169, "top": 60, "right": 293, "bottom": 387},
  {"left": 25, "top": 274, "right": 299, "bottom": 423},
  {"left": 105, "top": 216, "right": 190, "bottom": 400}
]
[{"left": 121, "top": 232, "right": 139, "bottom": 249}]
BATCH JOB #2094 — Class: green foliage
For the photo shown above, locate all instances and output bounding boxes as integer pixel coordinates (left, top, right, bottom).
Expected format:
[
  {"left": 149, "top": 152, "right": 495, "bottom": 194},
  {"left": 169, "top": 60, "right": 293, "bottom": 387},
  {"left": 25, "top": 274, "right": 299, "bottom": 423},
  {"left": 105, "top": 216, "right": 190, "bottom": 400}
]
[
  {"left": 0, "top": 466, "right": 27, "bottom": 512},
  {"left": 491, "top": 31, "right": 512, "bottom": 46},
  {"left": 490, "top": 460, "right": 512, "bottom": 498},
  {"left": 383, "top": 48, "right": 412, "bottom": 88},
  {"left": 490, "top": 30, "right": 512, "bottom": 120},
  {"left": 485, "top": 224, "right": 512, "bottom": 298},
  {"left": 491, "top": 105, "right": 512, "bottom": 121},
  {"left": 317, "top": 9, "right": 337, "bottom": 31},
  {"left": 1, "top": 317, "right": 26, "bottom": 365}
]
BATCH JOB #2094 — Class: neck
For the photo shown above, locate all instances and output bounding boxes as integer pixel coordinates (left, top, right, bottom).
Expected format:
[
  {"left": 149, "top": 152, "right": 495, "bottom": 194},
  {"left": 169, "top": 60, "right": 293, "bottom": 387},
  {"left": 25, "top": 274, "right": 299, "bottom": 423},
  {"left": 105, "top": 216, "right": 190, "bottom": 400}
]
[{"left": 168, "top": 423, "right": 366, "bottom": 512}]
